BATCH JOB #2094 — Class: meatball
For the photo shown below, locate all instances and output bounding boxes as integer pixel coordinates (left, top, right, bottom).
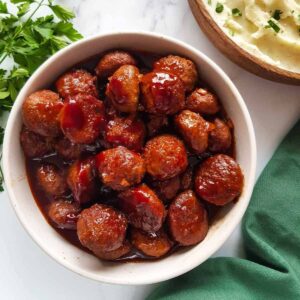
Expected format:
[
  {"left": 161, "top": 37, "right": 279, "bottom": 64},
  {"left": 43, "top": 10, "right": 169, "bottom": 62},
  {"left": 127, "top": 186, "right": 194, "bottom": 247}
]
[
  {"left": 97, "top": 146, "right": 145, "bottom": 191},
  {"left": 154, "top": 55, "right": 198, "bottom": 92},
  {"left": 140, "top": 71, "right": 185, "bottom": 115},
  {"left": 105, "top": 116, "right": 145, "bottom": 151},
  {"left": 209, "top": 118, "right": 232, "bottom": 153},
  {"left": 20, "top": 127, "right": 53, "bottom": 158},
  {"left": 96, "top": 50, "right": 137, "bottom": 78},
  {"left": 22, "top": 90, "right": 63, "bottom": 137},
  {"left": 119, "top": 184, "right": 165, "bottom": 232},
  {"left": 168, "top": 190, "right": 208, "bottom": 246},
  {"left": 174, "top": 110, "right": 212, "bottom": 154},
  {"left": 180, "top": 167, "right": 193, "bottom": 190},
  {"left": 55, "top": 69, "right": 98, "bottom": 98},
  {"left": 93, "top": 241, "right": 131, "bottom": 260},
  {"left": 67, "top": 157, "right": 98, "bottom": 204},
  {"left": 144, "top": 135, "right": 188, "bottom": 180},
  {"left": 186, "top": 88, "right": 220, "bottom": 115},
  {"left": 54, "top": 136, "right": 83, "bottom": 160},
  {"left": 151, "top": 176, "right": 180, "bottom": 202},
  {"left": 48, "top": 199, "right": 80, "bottom": 229},
  {"left": 146, "top": 114, "right": 169, "bottom": 137},
  {"left": 195, "top": 154, "right": 244, "bottom": 206},
  {"left": 77, "top": 204, "right": 128, "bottom": 253},
  {"left": 60, "top": 94, "right": 106, "bottom": 144},
  {"left": 36, "top": 164, "right": 68, "bottom": 196},
  {"left": 131, "top": 228, "right": 173, "bottom": 258},
  {"left": 106, "top": 65, "right": 140, "bottom": 113}
]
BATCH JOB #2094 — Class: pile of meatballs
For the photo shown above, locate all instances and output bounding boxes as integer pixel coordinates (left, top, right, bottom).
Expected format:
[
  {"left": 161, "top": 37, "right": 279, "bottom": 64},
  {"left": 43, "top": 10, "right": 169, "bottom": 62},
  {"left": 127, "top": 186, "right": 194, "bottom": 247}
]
[{"left": 20, "top": 50, "right": 244, "bottom": 261}]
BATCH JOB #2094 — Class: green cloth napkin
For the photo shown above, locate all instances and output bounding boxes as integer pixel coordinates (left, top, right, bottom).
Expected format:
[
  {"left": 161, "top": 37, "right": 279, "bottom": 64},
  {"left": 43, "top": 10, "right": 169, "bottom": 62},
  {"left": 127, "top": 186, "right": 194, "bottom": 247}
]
[{"left": 148, "top": 121, "right": 300, "bottom": 300}]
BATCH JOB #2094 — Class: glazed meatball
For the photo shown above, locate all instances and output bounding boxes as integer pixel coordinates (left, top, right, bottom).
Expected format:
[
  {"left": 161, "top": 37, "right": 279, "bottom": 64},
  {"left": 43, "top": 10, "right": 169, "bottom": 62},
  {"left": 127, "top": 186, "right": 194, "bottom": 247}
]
[
  {"left": 77, "top": 204, "right": 128, "bottom": 253},
  {"left": 154, "top": 55, "right": 198, "bottom": 92},
  {"left": 174, "top": 110, "right": 212, "bottom": 154},
  {"left": 186, "top": 88, "right": 220, "bottom": 115},
  {"left": 168, "top": 190, "right": 208, "bottom": 246},
  {"left": 141, "top": 71, "right": 185, "bottom": 115},
  {"left": 119, "top": 184, "right": 165, "bottom": 232},
  {"left": 54, "top": 136, "right": 83, "bottom": 160},
  {"left": 67, "top": 157, "right": 98, "bottom": 204},
  {"left": 144, "top": 135, "right": 188, "bottom": 180},
  {"left": 60, "top": 94, "right": 106, "bottom": 144},
  {"left": 55, "top": 69, "right": 98, "bottom": 98},
  {"left": 22, "top": 90, "right": 63, "bottom": 137},
  {"left": 106, "top": 65, "right": 140, "bottom": 113},
  {"left": 97, "top": 146, "right": 145, "bottom": 191},
  {"left": 20, "top": 127, "right": 53, "bottom": 158},
  {"left": 209, "top": 118, "right": 232, "bottom": 153},
  {"left": 151, "top": 176, "right": 180, "bottom": 202},
  {"left": 131, "top": 228, "right": 173, "bottom": 258},
  {"left": 36, "top": 164, "right": 68, "bottom": 196},
  {"left": 180, "top": 167, "right": 193, "bottom": 190},
  {"left": 93, "top": 241, "right": 131, "bottom": 260},
  {"left": 195, "top": 154, "right": 243, "bottom": 206},
  {"left": 96, "top": 50, "right": 137, "bottom": 78},
  {"left": 48, "top": 199, "right": 80, "bottom": 229},
  {"left": 147, "top": 114, "right": 169, "bottom": 137},
  {"left": 105, "top": 116, "right": 145, "bottom": 151}
]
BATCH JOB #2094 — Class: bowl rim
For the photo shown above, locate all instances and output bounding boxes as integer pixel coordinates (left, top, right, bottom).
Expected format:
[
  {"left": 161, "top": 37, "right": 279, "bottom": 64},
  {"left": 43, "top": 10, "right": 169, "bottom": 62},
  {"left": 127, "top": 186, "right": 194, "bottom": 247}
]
[
  {"left": 3, "top": 31, "right": 257, "bottom": 285},
  {"left": 188, "top": 0, "right": 300, "bottom": 85}
]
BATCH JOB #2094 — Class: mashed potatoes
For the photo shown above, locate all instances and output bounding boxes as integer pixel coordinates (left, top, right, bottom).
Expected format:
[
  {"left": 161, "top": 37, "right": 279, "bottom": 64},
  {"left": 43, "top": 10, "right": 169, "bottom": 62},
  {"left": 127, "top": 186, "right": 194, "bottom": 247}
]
[{"left": 204, "top": 0, "right": 300, "bottom": 73}]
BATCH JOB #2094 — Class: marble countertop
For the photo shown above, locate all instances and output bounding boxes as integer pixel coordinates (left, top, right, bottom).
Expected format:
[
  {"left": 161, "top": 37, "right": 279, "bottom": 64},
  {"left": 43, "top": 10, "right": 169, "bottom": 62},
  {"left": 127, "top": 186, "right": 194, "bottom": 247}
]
[{"left": 0, "top": 0, "right": 299, "bottom": 299}]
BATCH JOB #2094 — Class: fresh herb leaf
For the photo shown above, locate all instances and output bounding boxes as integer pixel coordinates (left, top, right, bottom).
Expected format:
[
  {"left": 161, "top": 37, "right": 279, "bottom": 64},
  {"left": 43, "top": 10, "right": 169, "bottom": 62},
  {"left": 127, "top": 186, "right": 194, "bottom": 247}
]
[
  {"left": 0, "top": 92, "right": 10, "bottom": 99},
  {"left": 0, "top": 0, "right": 82, "bottom": 191},
  {"left": 216, "top": 2, "right": 224, "bottom": 13},
  {"left": 273, "top": 10, "right": 282, "bottom": 21},
  {"left": 49, "top": 4, "right": 75, "bottom": 21},
  {"left": 11, "top": 67, "right": 29, "bottom": 78},
  {"left": 208, "top": 0, "right": 212, "bottom": 5},
  {"left": 54, "top": 22, "right": 83, "bottom": 41},
  {"left": 0, "top": 1, "right": 8, "bottom": 14},
  {"left": 232, "top": 8, "right": 242, "bottom": 17},
  {"left": 33, "top": 25, "right": 53, "bottom": 40},
  {"left": 266, "top": 19, "right": 280, "bottom": 33},
  {"left": 17, "top": 2, "right": 30, "bottom": 17},
  {"left": 0, "top": 127, "right": 4, "bottom": 192},
  {"left": 10, "top": 0, "right": 34, "bottom": 3}
]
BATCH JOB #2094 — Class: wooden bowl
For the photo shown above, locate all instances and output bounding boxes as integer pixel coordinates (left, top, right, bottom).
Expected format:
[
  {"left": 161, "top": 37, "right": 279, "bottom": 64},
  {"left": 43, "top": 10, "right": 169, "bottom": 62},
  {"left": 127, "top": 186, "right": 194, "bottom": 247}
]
[{"left": 188, "top": 0, "right": 300, "bottom": 85}]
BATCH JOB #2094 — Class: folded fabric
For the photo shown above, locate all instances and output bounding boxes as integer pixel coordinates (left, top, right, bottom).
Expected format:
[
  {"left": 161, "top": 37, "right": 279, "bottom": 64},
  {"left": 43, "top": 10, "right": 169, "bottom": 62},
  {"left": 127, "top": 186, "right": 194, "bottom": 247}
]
[{"left": 147, "top": 121, "right": 300, "bottom": 300}]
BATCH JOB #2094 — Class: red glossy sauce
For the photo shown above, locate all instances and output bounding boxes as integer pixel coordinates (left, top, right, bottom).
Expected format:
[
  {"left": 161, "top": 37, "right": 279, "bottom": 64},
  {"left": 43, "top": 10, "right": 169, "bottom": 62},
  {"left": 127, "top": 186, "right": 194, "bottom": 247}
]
[
  {"left": 61, "top": 101, "right": 85, "bottom": 130},
  {"left": 26, "top": 50, "right": 236, "bottom": 262},
  {"left": 109, "top": 77, "right": 128, "bottom": 104},
  {"left": 152, "top": 73, "right": 179, "bottom": 109}
]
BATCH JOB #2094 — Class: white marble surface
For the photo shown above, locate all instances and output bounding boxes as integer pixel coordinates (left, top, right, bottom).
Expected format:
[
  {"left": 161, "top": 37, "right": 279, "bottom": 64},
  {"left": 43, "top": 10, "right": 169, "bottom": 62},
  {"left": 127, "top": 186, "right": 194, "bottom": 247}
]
[{"left": 1, "top": 0, "right": 299, "bottom": 299}]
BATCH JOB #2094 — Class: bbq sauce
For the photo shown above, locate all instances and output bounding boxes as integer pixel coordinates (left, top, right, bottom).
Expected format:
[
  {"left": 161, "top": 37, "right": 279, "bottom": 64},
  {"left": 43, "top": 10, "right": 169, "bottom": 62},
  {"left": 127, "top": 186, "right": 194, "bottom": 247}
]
[{"left": 26, "top": 49, "right": 236, "bottom": 261}]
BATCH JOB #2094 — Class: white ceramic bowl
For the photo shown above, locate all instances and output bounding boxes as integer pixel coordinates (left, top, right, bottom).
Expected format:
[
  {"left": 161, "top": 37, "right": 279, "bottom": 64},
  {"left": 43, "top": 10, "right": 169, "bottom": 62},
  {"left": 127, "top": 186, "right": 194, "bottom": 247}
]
[{"left": 3, "top": 32, "right": 256, "bottom": 285}]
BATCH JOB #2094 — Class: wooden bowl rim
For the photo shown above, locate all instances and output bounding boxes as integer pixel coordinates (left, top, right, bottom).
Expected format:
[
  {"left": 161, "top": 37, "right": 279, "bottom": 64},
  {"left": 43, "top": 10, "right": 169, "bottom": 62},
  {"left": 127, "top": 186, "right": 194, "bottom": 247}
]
[{"left": 189, "top": 0, "right": 300, "bottom": 85}]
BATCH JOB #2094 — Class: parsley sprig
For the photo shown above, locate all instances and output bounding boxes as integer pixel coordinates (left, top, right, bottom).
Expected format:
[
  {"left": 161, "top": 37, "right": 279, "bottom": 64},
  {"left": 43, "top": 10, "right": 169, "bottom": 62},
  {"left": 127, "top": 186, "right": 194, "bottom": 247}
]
[{"left": 0, "top": 0, "right": 82, "bottom": 191}]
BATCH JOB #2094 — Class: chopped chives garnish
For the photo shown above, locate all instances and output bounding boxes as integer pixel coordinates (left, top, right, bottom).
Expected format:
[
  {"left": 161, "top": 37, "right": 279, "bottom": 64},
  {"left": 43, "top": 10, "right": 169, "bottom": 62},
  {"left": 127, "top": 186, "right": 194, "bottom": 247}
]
[
  {"left": 273, "top": 10, "right": 282, "bottom": 20},
  {"left": 266, "top": 19, "right": 280, "bottom": 33},
  {"left": 232, "top": 8, "right": 242, "bottom": 17},
  {"left": 215, "top": 3, "right": 224, "bottom": 13}
]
